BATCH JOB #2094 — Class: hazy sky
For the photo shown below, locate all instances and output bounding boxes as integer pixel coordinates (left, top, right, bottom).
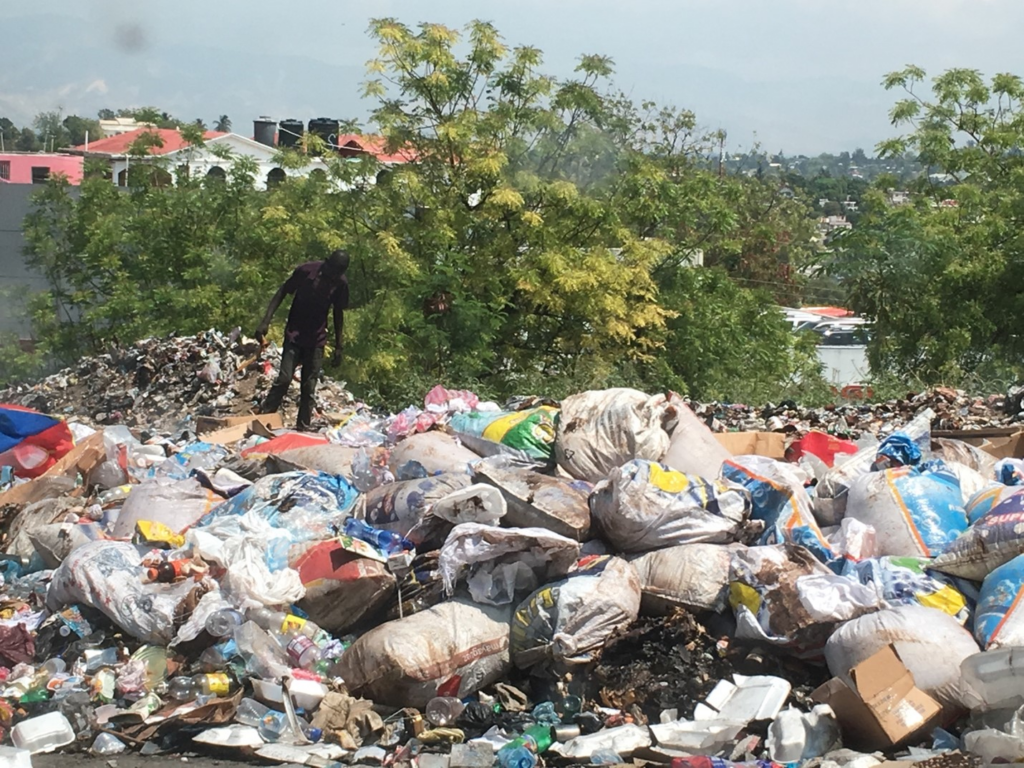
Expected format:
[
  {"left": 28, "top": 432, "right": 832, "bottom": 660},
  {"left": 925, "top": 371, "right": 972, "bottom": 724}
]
[{"left": 3, "top": 0, "right": 1024, "bottom": 154}]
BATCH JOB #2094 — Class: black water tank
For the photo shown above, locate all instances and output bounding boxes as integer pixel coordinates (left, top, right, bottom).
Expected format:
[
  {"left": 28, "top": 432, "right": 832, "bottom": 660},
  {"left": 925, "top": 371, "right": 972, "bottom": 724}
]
[
  {"left": 278, "top": 119, "right": 304, "bottom": 148},
  {"left": 253, "top": 117, "right": 277, "bottom": 148},
  {"left": 307, "top": 118, "right": 339, "bottom": 151}
]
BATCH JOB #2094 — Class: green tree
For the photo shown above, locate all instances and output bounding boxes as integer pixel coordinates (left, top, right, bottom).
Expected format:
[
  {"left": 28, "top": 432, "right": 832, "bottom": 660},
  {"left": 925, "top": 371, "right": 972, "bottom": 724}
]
[
  {"left": 33, "top": 110, "right": 71, "bottom": 150},
  {"left": 825, "top": 66, "right": 1024, "bottom": 384},
  {"left": 15, "top": 127, "right": 38, "bottom": 152},
  {"left": 215, "top": 115, "right": 232, "bottom": 132},
  {"left": 62, "top": 115, "right": 103, "bottom": 147}
]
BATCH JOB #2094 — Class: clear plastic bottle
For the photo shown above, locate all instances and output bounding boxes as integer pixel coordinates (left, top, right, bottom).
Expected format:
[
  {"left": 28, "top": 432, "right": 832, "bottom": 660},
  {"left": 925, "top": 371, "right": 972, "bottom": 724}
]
[
  {"left": 199, "top": 639, "right": 237, "bottom": 671},
  {"left": 497, "top": 747, "right": 537, "bottom": 768},
  {"left": 206, "top": 608, "right": 245, "bottom": 638},
  {"left": 249, "top": 607, "right": 324, "bottom": 643},
  {"left": 167, "top": 673, "right": 236, "bottom": 702},
  {"left": 285, "top": 635, "right": 321, "bottom": 670},
  {"left": 257, "top": 709, "right": 309, "bottom": 744},
  {"left": 425, "top": 696, "right": 465, "bottom": 727},
  {"left": 235, "top": 698, "right": 272, "bottom": 727}
]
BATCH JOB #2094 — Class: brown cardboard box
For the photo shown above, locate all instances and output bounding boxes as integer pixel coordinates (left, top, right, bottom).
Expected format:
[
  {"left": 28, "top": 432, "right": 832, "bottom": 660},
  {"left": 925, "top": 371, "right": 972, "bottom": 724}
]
[
  {"left": 714, "top": 431, "right": 786, "bottom": 460},
  {"left": 933, "top": 427, "right": 1024, "bottom": 460},
  {"left": 811, "top": 644, "right": 942, "bottom": 750},
  {"left": 196, "top": 412, "right": 282, "bottom": 436},
  {"left": 201, "top": 417, "right": 284, "bottom": 446}
]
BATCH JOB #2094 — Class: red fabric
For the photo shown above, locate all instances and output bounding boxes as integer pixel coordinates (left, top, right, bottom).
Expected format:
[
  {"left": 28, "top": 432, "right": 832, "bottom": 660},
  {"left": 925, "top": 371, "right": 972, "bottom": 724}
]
[{"left": 786, "top": 430, "right": 859, "bottom": 468}]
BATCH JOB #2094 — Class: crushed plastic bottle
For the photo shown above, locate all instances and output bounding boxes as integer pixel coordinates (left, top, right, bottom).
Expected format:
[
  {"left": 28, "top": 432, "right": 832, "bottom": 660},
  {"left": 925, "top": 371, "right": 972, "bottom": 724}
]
[
  {"left": 425, "top": 696, "right": 465, "bottom": 727},
  {"left": 91, "top": 732, "right": 126, "bottom": 756},
  {"left": 206, "top": 608, "right": 245, "bottom": 638}
]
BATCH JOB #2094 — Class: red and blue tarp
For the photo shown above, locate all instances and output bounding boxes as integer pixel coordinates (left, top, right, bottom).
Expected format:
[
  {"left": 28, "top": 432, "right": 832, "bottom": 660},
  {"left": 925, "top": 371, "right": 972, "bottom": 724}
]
[{"left": 0, "top": 405, "right": 74, "bottom": 479}]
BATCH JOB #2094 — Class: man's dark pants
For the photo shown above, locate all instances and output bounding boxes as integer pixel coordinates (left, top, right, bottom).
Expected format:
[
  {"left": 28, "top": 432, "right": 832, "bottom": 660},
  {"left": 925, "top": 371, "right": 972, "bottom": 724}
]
[{"left": 260, "top": 341, "right": 324, "bottom": 430}]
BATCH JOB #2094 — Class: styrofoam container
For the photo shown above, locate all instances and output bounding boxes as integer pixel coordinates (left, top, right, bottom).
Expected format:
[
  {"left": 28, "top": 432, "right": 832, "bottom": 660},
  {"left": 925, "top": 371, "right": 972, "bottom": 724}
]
[
  {"left": 11, "top": 712, "right": 75, "bottom": 754},
  {"left": 252, "top": 678, "right": 285, "bottom": 706},
  {"left": 288, "top": 678, "right": 328, "bottom": 711},
  {"left": 693, "top": 674, "right": 791, "bottom": 724},
  {"left": 0, "top": 745, "right": 32, "bottom": 768}
]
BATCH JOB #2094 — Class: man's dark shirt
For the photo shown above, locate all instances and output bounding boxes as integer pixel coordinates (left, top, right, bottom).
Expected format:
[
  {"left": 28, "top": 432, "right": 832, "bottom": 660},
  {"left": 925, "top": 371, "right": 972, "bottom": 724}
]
[{"left": 283, "top": 261, "right": 349, "bottom": 349}]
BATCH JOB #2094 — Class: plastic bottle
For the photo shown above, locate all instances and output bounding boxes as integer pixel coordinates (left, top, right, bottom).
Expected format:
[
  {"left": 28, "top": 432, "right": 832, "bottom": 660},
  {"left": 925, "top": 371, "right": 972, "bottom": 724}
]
[
  {"left": 498, "top": 724, "right": 554, "bottom": 755},
  {"left": 199, "top": 639, "right": 237, "bottom": 671},
  {"left": 248, "top": 607, "right": 324, "bottom": 644},
  {"left": 425, "top": 696, "right": 465, "bottom": 727},
  {"left": 235, "top": 697, "right": 272, "bottom": 727},
  {"left": 497, "top": 747, "right": 537, "bottom": 768},
  {"left": 167, "top": 673, "right": 236, "bottom": 702},
  {"left": 286, "top": 635, "right": 321, "bottom": 670},
  {"left": 91, "top": 732, "right": 126, "bottom": 756},
  {"left": 206, "top": 608, "right": 245, "bottom": 638},
  {"left": 145, "top": 559, "right": 190, "bottom": 583},
  {"left": 590, "top": 750, "right": 622, "bottom": 765},
  {"left": 257, "top": 709, "right": 308, "bottom": 744},
  {"left": 343, "top": 518, "right": 414, "bottom": 556}
]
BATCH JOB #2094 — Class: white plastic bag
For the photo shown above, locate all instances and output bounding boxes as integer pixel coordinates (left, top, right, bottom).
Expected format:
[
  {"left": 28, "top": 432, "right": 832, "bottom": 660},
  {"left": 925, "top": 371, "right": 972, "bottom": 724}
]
[
  {"left": 388, "top": 432, "right": 480, "bottom": 476},
  {"left": 660, "top": 402, "right": 732, "bottom": 480},
  {"left": 555, "top": 389, "right": 679, "bottom": 482},
  {"left": 111, "top": 477, "right": 221, "bottom": 539},
  {"left": 590, "top": 459, "right": 753, "bottom": 552}
]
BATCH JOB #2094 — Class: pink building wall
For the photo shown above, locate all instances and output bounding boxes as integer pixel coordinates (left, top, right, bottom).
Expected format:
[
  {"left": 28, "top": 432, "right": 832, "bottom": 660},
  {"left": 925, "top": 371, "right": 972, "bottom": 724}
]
[{"left": 0, "top": 154, "right": 84, "bottom": 185}]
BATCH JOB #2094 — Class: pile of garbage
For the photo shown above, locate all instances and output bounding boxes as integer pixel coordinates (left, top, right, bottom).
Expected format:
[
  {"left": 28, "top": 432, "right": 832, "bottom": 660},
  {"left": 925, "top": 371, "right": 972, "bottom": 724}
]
[
  {"left": 2, "top": 338, "right": 1024, "bottom": 767},
  {"left": 0, "top": 329, "right": 355, "bottom": 431}
]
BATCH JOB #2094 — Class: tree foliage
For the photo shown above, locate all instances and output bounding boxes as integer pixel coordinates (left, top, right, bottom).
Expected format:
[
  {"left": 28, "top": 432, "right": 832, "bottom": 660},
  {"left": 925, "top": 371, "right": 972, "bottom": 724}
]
[
  {"left": 18, "top": 20, "right": 826, "bottom": 405},
  {"left": 825, "top": 66, "right": 1024, "bottom": 384}
]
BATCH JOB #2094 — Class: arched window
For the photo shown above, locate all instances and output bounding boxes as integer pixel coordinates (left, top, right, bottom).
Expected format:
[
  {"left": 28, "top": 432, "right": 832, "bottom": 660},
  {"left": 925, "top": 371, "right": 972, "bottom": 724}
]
[
  {"left": 206, "top": 166, "right": 227, "bottom": 181},
  {"left": 267, "top": 167, "right": 286, "bottom": 188}
]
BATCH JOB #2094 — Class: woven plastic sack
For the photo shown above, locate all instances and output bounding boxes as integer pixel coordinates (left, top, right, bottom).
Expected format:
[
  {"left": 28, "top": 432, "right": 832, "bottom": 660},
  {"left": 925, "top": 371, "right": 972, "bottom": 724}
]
[
  {"left": 450, "top": 407, "right": 558, "bottom": 462},
  {"left": 388, "top": 432, "right": 480, "bottom": 477},
  {"left": 47, "top": 540, "right": 193, "bottom": 644},
  {"left": 337, "top": 598, "right": 511, "bottom": 708},
  {"left": 966, "top": 485, "right": 1024, "bottom": 525},
  {"left": 590, "top": 459, "right": 753, "bottom": 553},
  {"left": 844, "top": 463, "right": 967, "bottom": 558},
  {"left": 629, "top": 543, "right": 736, "bottom": 614},
  {"left": 932, "top": 492, "right": 1024, "bottom": 581},
  {"left": 555, "top": 389, "right": 679, "bottom": 483},
  {"left": 825, "top": 604, "right": 980, "bottom": 710},
  {"left": 361, "top": 474, "right": 506, "bottom": 549},
  {"left": 975, "top": 555, "right": 1024, "bottom": 650},
  {"left": 511, "top": 555, "right": 640, "bottom": 671},
  {"left": 721, "top": 456, "right": 833, "bottom": 563}
]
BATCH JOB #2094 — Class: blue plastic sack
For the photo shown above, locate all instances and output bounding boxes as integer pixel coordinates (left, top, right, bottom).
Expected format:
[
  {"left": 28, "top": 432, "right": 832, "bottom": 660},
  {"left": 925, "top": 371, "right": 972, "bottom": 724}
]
[
  {"left": 721, "top": 455, "right": 834, "bottom": 563},
  {"left": 975, "top": 554, "right": 1024, "bottom": 649},
  {"left": 875, "top": 432, "right": 923, "bottom": 468}
]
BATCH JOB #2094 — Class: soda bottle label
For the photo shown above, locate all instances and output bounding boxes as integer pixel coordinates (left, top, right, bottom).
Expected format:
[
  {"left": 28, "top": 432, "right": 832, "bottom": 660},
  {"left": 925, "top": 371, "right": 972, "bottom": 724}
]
[
  {"left": 287, "top": 635, "right": 316, "bottom": 666},
  {"left": 205, "top": 673, "right": 231, "bottom": 697},
  {"left": 281, "top": 614, "right": 307, "bottom": 634}
]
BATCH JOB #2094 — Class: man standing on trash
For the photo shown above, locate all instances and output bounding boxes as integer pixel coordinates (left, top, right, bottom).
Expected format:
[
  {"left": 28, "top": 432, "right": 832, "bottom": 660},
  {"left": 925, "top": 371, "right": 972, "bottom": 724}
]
[{"left": 255, "top": 250, "right": 350, "bottom": 431}]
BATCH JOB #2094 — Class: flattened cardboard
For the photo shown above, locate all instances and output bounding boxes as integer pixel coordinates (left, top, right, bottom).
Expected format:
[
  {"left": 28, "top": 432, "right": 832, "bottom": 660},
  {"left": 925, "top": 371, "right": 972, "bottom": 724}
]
[
  {"left": 811, "top": 644, "right": 941, "bottom": 750},
  {"left": 933, "top": 428, "right": 1024, "bottom": 460},
  {"left": 197, "top": 412, "right": 282, "bottom": 435},
  {"left": 201, "top": 418, "right": 281, "bottom": 446},
  {"left": 714, "top": 431, "right": 786, "bottom": 460},
  {"left": 0, "top": 430, "right": 106, "bottom": 507}
]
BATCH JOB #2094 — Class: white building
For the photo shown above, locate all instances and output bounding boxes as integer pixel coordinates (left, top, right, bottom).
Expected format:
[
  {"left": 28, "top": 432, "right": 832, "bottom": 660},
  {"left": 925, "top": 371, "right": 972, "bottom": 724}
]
[
  {"left": 69, "top": 128, "right": 334, "bottom": 190},
  {"left": 97, "top": 117, "right": 156, "bottom": 138}
]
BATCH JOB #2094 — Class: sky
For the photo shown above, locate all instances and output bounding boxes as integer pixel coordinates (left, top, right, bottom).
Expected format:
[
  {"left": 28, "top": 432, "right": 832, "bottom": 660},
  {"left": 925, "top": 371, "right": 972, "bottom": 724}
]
[{"left": 2, "top": 0, "right": 1024, "bottom": 155}]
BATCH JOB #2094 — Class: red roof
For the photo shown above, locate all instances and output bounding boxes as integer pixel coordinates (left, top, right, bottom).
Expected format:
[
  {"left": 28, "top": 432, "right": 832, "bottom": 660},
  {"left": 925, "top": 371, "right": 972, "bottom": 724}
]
[
  {"left": 335, "top": 134, "right": 417, "bottom": 164},
  {"left": 802, "top": 306, "right": 853, "bottom": 318},
  {"left": 74, "top": 128, "right": 227, "bottom": 156}
]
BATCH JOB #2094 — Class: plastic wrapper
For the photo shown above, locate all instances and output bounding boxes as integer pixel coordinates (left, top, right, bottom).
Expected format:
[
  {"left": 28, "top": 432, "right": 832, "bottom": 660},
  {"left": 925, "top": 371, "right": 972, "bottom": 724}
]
[
  {"left": 111, "top": 477, "right": 222, "bottom": 539},
  {"left": 511, "top": 555, "right": 640, "bottom": 671},
  {"left": 843, "top": 556, "right": 970, "bottom": 624},
  {"left": 591, "top": 459, "right": 754, "bottom": 552},
  {"left": 555, "top": 388, "right": 679, "bottom": 482}
]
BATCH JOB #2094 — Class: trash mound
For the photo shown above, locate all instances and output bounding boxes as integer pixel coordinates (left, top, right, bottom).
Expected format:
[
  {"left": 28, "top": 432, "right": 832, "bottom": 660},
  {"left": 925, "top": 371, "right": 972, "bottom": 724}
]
[
  {"left": 0, "top": 329, "right": 354, "bottom": 431},
  {"left": 0, "top": 362, "right": 1024, "bottom": 766}
]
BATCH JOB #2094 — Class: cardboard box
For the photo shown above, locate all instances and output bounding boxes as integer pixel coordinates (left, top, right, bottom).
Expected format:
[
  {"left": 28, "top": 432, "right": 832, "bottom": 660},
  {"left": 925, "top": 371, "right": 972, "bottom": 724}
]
[
  {"left": 196, "top": 412, "right": 282, "bottom": 436},
  {"left": 933, "top": 427, "right": 1024, "bottom": 460},
  {"left": 811, "top": 644, "right": 942, "bottom": 750},
  {"left": 201, "top": 417, "right": 283, "bottom": 446},
  {"left": 714, "top": 431, "right": 786, "bottom": 460}
]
